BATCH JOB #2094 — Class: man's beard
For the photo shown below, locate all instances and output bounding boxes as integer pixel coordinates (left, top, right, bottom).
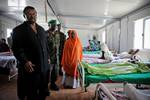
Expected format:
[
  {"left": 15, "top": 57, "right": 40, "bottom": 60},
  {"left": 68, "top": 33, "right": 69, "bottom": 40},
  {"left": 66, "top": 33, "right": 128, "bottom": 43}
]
[
  {"left": 27, "top": 18, "right": 36, "bottom": 24},
  {"left": 51, "top": 27, "right": 56, "bottom": 32},
  {"left": 27, "top": 21, "right": 34, "bottom": 24}
]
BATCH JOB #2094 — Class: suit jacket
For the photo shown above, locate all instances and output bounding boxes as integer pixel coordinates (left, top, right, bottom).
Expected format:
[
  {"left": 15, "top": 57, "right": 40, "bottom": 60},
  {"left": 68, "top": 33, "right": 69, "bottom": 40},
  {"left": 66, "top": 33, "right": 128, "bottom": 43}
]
[{"left": 12, "top": 21, "right": 50, "bottom": 72}]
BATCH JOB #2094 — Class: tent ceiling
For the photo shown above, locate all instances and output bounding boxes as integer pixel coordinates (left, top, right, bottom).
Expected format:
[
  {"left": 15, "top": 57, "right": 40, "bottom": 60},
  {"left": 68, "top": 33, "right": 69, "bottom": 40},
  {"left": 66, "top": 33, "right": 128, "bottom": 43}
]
[
  {"left": 50, "top": 0, "right": 150, "bottom": 30},
  {"left": 0, "top": 0, "right": 150, "bottom": 30}
]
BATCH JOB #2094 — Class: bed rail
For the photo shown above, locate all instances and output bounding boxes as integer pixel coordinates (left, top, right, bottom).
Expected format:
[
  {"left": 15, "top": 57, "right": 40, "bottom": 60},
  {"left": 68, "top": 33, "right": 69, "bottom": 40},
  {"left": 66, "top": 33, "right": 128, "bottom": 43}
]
[{"left": 78, "top": 61, "right": 86, "bottom": 92}]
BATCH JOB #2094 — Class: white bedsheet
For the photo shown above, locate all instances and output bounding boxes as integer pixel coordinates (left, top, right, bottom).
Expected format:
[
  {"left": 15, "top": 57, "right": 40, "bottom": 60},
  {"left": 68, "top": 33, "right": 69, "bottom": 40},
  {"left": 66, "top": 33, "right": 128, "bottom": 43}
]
[{"left": 0, "top": 55, "right": 17, "bottom": 68}]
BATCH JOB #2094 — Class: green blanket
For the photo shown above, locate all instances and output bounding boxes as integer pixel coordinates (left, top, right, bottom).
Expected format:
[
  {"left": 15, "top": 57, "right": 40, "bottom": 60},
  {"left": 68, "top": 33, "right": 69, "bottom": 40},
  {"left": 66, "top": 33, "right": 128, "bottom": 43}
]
[
  {"left": 81, "top": 62, "right": 150, "bottom": 76},
  {"left": 83, "top": 50, "right": 101, "bottom": 54}
]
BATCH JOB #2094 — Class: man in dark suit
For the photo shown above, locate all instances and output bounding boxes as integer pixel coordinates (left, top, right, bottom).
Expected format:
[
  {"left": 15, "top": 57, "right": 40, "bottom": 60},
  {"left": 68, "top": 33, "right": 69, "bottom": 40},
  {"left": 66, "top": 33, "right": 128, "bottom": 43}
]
[{"left": 12, "top": 6, "right": 50, "bottom": 100}]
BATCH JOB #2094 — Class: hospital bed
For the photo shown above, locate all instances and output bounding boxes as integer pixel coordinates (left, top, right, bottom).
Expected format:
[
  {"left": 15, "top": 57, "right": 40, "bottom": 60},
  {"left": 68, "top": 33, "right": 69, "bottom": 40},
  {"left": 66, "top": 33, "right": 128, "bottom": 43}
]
[
  {"left": 83, "top": 50, "right": 112, "bottom": 64},
  {"left": 0, "top": 52, "right": 17, "bottom": 81},
  {"left": 94, "top": 82, "right": 150, "bottom": 100},
  {"left": 78, "top": 61, "right": 150, "bottom": 92}
]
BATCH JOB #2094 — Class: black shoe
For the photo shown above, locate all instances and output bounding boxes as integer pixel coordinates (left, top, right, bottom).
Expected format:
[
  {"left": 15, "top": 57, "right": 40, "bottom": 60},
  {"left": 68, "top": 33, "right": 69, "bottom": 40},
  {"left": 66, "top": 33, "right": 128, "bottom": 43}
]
[{"left": 50, "top": 83, "right": 59, "bottom": 91}]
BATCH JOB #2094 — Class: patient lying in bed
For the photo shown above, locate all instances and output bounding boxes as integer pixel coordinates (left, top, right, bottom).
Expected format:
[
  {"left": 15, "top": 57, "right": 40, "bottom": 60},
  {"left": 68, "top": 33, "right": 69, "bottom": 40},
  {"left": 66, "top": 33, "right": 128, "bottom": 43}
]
[{"left": 118, "top": 49, "right": 139, "bottom": 58}]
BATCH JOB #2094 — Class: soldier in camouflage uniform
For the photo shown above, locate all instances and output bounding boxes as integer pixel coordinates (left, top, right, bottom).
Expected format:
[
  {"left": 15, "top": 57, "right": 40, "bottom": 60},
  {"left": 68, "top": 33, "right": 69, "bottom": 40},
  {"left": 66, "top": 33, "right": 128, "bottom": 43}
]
[
  {"left": 55, "top": 24, "right": 66, "bottom": 75},
  {"left": 46, "top": 20, "right": 59, "bottom": 91}
]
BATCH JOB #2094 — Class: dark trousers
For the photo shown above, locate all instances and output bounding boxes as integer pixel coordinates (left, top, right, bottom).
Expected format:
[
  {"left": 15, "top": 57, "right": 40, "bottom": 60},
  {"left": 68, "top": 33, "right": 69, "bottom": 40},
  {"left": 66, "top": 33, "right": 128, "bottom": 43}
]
[
  {"left": 59, "top": 55, "right": 63, "bottom": 75},
  {"left": 50, "top": 64, "right": 58, "bottom": 83},
  {"left": 17, "top": 68, "right": 49, "bottom": 100}
]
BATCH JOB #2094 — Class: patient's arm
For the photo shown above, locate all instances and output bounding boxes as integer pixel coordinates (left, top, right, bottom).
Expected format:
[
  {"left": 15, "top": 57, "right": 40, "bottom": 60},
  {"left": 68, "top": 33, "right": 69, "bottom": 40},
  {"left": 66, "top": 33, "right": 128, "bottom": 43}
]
[{"left": 132, "top": 49, "right": 139, "bottom": 55}]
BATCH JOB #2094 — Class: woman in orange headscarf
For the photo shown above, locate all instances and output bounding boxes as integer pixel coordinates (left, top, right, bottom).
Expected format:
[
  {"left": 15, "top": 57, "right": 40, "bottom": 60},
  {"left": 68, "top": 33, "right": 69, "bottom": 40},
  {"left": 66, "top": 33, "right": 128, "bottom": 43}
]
[{"left": 61, "top": 29, "right": 82, "bottom": 88}]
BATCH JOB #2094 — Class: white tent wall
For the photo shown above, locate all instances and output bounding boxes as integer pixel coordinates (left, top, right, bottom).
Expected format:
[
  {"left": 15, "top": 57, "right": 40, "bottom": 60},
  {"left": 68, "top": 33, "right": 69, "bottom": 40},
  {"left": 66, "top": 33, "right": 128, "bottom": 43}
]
[
  {"left": 106, "top": 21, "right": 120, "bottom": 52},
  {"left": 120, "top": 17, "right": 128, "bottom": 53},
  {"left": 96, "top": 28, "right": 106, "bottom": 43},
  {"left": 0, "top": 15, "right": 21, "bottom": 40},
  {"left": 120, "top": 4, "right": 150, "bottom": 52},
  {"left": 95, "top": 21, "right": 120, "bottom": 53},
  {"left": 0, "top": 13, "right": 96, "bottom": 48},
  {"left": 76, "top": 29, "right": 96, "bottom": 47},
  {"left": 96, "top": 4, "right": 150, "bottom": 53},
  {"left": 106, "top": 24, "right": 113, "bottom": 50}
]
